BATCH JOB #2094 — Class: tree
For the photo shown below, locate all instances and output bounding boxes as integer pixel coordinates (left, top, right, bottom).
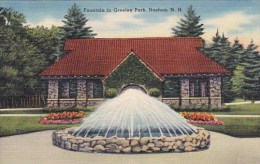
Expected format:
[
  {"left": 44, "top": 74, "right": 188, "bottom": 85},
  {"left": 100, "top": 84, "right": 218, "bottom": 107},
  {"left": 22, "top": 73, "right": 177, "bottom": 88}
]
[
  {"left": 172, "top": 5, "right": 204, "bottom": 37},
  {"left": 0, "top": 8, "right": 45, "bottom": 98},
  {"left": 26, "top": 26, "right": 61, "bottom": 66},
  {"left": 58, "top": 4, "right": 96, "bottom": 58},
  {"left": 203, "top": 29, "right": 222, "bottom": 61},
  {"left": 241, "top": 41, "right": 260, "bottom": 102},
  {"left": 231, "top": 65, "right": 245, "bottom": 98},
  {"left": 203, "top": 30, "right": 235, "bottom": 102},
  {"left": 230, "top": 38, "right": 245, "bottom": 68}
]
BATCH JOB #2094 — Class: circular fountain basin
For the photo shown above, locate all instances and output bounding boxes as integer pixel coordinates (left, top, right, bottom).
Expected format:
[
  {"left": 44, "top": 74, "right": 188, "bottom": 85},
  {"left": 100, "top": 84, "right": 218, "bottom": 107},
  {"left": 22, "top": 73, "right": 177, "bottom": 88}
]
[
  {"left": 52, "top": 127, "right": 210, "bottom": 153},
  {"left": 52, "top": 89, "right": 211, "bottom": 153}
]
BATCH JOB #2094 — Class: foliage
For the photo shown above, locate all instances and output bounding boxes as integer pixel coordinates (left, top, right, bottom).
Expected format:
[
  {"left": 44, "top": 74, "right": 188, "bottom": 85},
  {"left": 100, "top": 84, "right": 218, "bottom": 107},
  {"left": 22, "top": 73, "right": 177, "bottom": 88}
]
[
  {"left": 148, "top": 88, "right": 161, "bottom": 97},
  {"left": 231, "top": 65, "right": 245, "bottom": 97},
  {"left": 170, "top": 105, "right": 231, "bottom": 112},
  {"left": 26, "top": 26, "right": 61, "bottom": 65},
  {"left": 42, "top": 106, "right": 96, "bottom": 113},
  {"left": 172, "top": 5, "right": 204, "bottom": 37},
  {"left": 241, "top": 41, "right": 260, "bottom": 102},
  {"left": 58, "top": 3, "right": 96, "bottom": 58},
  {"left": 0, "top": 8, "right": 46, "bottom": 98},
  {"left": 231, "top": 38, "right": 245, "bottom": 65},
  {"left": 104, "top": 53, "right": 162, "bottom": 90},
  {"left": 202, "top": 30, "right": 236, "bottom": 102},
  {"left": 105, "top": 88, "right": 118, "bottom": 98}
]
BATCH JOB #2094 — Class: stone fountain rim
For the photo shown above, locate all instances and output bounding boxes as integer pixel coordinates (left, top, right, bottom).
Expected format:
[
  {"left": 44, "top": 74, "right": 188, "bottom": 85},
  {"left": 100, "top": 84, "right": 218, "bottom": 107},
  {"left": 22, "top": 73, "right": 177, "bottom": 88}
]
[{"left": 52, "top": 127, "right": 210, "bottom": 153}]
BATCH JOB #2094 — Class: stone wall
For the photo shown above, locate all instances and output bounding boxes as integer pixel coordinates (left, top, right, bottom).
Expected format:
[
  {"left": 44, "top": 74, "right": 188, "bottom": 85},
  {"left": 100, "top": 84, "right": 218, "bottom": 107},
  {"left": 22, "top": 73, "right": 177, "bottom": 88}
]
[
  {"left": 162, "top": 98, "right": 180, "bottom": 106},
  {"left": 77, "top": 80, "right": 87, "bottom": 99},
  {"left": 209, "top": 77, "right": 221, "bottom": 107},
  {"left": 190, "top": 98, "right": 209, "bottom": 106},
  {"left": 181, "top": 79, "right": 189, "bottom": 106},
  {"left": 86, "top": 81, "right": 94, "bottom": 98},
  {"left": 61, "top": 81, "right": 70, "bottom": 98},
  {"left": 77, "top": 80, "right": 87, "bottom": 106},
  {"left": 53, "top": 128, "right": 210, "bottom": 153},
  {"left": 87, "top": 98, "right": 104, "bottom": 106},
  {"left": 189, "top": 82, "right": 195, "bottom": 97},
  {"left": 47, "top": 80, "right": 59, "bottom": 107},
  {"left": 59, "top": 99, "right": 76, "bottom": 107},
  {"left": 48, "top": 80, "right": 59, "bottom": 99},
  {"left": 47, "top": 100, "right": 59, "bottom": 107},
  {"left": 201, "top": 82, "right": 206, "bottom": 97}
]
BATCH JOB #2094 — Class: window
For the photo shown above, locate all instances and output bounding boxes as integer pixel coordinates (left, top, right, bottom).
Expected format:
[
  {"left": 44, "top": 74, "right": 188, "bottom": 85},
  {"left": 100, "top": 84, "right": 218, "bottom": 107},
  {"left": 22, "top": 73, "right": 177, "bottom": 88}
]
[
  {"left": 93, "top": 80, "right": 103, "bottom": 98},
  {"left": 189, "top": 78, "right": 209, "bottom": 97},
  {"left": 162, "top": 79, "right": 180, "bottom": 97}
]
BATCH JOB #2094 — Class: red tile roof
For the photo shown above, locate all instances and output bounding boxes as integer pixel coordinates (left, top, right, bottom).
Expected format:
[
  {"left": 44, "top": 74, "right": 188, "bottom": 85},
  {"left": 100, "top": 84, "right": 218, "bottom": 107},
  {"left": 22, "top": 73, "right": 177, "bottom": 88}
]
[{"left": 41, "top": 37, "right": 230, "bottom": 77}]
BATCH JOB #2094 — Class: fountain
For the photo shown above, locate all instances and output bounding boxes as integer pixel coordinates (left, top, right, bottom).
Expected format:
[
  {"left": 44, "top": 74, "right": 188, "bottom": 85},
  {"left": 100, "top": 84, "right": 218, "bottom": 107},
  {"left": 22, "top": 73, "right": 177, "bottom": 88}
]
[{"left": 52, "top": 89, "right": 210, "bottom": 153}]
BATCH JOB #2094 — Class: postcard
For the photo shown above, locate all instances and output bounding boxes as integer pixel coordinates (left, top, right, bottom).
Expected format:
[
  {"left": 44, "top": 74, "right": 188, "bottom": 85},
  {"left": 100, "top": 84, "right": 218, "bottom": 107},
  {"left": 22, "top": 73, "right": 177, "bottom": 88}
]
[{"left": 0, "top": 0, "right": 259, "bottom": 164}]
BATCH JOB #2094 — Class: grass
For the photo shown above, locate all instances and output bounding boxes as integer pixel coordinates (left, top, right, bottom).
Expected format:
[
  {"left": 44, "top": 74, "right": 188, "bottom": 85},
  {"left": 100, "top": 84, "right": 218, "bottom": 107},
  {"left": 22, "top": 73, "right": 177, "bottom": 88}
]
[
  {"left": 0, "top": 106, "right": 97, "bottom": 114},
  {"left": 1, "top": 116, "right": 260, "bottom": 138},
  {"left": 196, "top": 117, "right": 260, "bottom": 137},
  {"left": 0, "top": 110, "right": 45, "bottom": 114},
  {"left": 231, "top": 98, "right": 251, "bottom": 103},
  {"left": 211, "top": 104, "right": 260, "bottom": 115},
  {"left": 0, "top": 116, "right": 81, "bottom": 137}
]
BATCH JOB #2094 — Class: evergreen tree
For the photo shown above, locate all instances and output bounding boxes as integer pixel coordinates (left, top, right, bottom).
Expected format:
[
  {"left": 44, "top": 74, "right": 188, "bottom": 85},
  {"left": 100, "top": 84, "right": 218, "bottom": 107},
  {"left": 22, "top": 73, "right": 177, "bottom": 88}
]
[
  {"left": 231, "top": 38, "right": 245, "bottom": 67},
  {"left": 231, "top": 65, "right": 245, "bottom": 98},
  {"left": 203, "top": 30, "right": 235, "bottom": 102},
  {"left": 203, "top": 29, "right": 222, "bottom": 61},
  {"left": 242, "top": 41, "right": 260, "bottom": 102},
  {"left": 172, "top": 5, "right": 204, "bottom": 37},
  {"left": 58, "top": 4, "right": 96, "bottom": 58}
]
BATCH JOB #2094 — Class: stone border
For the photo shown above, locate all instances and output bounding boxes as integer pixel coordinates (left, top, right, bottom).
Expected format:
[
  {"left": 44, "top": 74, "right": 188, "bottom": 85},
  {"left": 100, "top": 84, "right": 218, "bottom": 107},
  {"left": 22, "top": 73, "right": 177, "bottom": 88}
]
[{"left": 52, "top": 128, "right": 210, "bottom": 153}]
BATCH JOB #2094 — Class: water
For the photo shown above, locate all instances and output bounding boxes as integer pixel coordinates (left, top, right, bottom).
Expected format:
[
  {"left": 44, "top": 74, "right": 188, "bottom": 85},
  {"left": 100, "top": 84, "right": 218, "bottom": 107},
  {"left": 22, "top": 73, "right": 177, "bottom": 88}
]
[{"left": 73, "top": 89, "right": 198, "bottom": 138}]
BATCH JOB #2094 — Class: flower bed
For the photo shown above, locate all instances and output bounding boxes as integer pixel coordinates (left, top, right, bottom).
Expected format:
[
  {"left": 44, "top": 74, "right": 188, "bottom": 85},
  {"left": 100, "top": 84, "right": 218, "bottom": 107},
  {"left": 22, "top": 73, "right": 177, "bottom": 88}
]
[
  {"left": 181, "top": 112, "right": 223, "bottom": 125},
  {"left": 40, "top": 111, "right": 85, "bottom": 125}
]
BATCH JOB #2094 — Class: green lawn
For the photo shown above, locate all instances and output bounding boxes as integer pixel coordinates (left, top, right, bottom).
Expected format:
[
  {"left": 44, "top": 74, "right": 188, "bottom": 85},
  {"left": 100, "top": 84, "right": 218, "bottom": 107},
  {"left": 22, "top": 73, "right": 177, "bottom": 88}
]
[
  {"left": 197, "top": 117, "right": 260, "bottom": 137},
  {"left": 0, "top": 116, "right": 80, "bottom": 137},
  {"left": 0, "top": 110, "right": 45, "bottom": 114},
  {"left": 1, "top": 116, "right": 260, "bottom": 138},
  {"left": 231, "top": 98, "right": 251, "bottom": 103},
  {"left": 212, "top": 104, "right": 260, "bottom": 115}
]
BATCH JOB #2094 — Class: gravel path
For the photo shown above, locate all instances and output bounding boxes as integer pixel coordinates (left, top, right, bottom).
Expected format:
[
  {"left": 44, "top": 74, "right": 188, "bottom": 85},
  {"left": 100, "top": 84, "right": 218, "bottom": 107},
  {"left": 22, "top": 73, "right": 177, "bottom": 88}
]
[{"left": 0, "top": 131, "right": 260, "bottom": 164}]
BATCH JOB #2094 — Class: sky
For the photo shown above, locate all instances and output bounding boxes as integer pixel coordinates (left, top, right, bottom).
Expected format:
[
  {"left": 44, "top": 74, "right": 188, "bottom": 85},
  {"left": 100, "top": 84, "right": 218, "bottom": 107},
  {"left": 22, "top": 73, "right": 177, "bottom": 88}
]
[{"left": 1, "top": 0, "right": 260, "bottom": 47}]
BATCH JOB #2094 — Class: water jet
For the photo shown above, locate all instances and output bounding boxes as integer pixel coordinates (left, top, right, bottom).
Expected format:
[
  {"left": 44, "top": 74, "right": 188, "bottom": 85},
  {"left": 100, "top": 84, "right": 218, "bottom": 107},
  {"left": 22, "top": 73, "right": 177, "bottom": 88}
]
[{"left": 52, "top": 89, "right": 210, "bottom": 153}]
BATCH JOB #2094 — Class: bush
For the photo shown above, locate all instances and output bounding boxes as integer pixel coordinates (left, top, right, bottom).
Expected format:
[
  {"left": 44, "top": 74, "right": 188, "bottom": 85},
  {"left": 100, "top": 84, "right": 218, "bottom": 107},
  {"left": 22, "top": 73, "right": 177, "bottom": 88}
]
[
  {"left": 148, "top": 88, "right": 161, "bottom": 97},
  {"left": 170, "top": 105, "right": 230, "bottom": 112},
  {"left": 105, "top": 88, "right": 118, "bottom": 98},
  {"left": 42, "top": 106, "right": 96, "bottom": 113}
]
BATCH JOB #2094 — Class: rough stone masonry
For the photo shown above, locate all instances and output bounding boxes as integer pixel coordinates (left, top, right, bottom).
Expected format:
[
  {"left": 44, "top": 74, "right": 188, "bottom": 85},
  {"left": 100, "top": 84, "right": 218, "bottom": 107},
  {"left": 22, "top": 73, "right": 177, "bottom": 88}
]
[{"left": 52, "top": 128, "right": 210, "bottom": 153}]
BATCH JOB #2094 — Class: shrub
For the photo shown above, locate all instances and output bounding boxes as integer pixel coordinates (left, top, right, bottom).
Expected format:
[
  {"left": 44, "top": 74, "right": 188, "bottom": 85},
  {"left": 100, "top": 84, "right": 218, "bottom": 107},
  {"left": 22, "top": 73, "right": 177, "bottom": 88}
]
[
  {"left": 148, "top": 88, "right": 161, "bottom": 97},
  {"left": 42, "top": 106, "right": 96, "bottom": 113},
  {"left": 170, "top": 105, "right": 230, "bottom": 112},
  {"left": 105, "top": 88, "right": 118, "bottom": 98}
]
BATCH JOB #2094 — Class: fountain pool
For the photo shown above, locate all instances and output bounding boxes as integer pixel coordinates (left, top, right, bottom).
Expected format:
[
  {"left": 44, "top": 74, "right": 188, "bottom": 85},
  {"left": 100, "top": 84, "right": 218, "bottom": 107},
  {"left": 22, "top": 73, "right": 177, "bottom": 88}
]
[{"left": 52, "top": 89, "right": 210, "bottom": 153}]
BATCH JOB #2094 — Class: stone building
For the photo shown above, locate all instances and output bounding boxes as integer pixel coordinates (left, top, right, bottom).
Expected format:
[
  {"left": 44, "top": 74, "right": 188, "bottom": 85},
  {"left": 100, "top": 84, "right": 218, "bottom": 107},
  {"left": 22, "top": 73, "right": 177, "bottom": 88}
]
[{"left": 41, "top": 37, "right": 229, "bottom": 107}]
